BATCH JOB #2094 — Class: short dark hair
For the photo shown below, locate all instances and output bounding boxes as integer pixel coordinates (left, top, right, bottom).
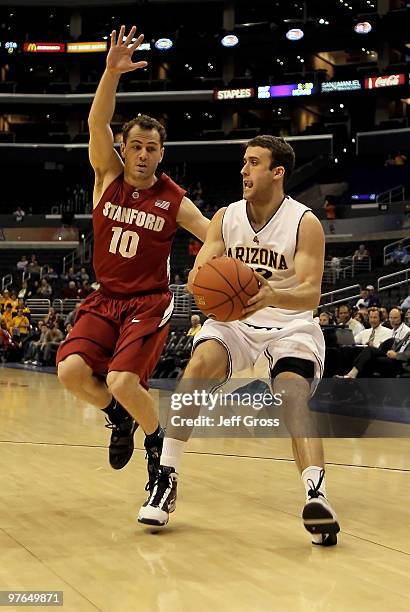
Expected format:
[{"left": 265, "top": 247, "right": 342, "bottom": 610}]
[
  {"left": 368, "top": 307, "right": 381, "bottom": 319},
  {"left": 246, "top": 135, "right": 296, "bottom": 180},
  {"left": 338, "top": 303, "right": 351, "bottom": 313},
  {"left": 122, "top": 114, "right": 166, "bottom": 146}
]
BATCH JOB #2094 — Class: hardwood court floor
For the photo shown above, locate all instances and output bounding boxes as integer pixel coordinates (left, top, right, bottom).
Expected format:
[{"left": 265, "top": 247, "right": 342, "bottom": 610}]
[{"left": 1, "top": 366, "right": 410, "bottom": 612}]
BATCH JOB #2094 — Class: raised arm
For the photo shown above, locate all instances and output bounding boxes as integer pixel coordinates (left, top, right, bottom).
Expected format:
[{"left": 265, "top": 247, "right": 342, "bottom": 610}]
[
  {"left": 88, "top": 26, "right": 148, "bottom": 203},
  {"left": 186, "top": 207, "right": 226, "bottom": 292},
  {"left": 176, "top": 196, "right": 210, "bottom": 242}
]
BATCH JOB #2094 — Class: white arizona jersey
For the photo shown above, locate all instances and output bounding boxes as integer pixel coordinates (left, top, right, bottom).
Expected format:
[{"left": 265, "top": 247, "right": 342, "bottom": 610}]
[{"left": 222, "top": 195, "right": 314, "bottom": 328}]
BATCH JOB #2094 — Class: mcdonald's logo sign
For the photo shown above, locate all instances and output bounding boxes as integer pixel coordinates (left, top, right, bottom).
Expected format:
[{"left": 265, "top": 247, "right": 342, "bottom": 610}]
[{"left": 23, "top": 42, "right": 65, "bottom": 53}]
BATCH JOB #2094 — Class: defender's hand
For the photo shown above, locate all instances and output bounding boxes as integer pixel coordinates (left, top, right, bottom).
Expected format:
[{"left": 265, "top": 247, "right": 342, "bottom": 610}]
[
  {"left": 106, "top": 25, "right": 148, "bottom": 74},
  {"left": 241, "top": 271, "right": 275, "bottom": 319}
]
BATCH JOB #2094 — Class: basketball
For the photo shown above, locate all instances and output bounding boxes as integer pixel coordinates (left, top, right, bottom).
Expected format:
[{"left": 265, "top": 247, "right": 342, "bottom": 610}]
[{"left": 192, "top": 256, "right": 259, "bottom": 322}]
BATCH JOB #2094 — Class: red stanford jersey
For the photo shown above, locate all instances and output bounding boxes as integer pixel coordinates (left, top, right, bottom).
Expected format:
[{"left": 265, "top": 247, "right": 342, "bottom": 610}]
[{"left": 93, "top": 173, "right": 186, "bottom": 295}]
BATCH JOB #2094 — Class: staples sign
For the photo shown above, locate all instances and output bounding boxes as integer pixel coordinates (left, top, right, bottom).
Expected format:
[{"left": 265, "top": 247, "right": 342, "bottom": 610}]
[
  {"left": 365, "top": 74, "right": 405, "bottom": 89},
  {"left": 214, "top": 88, "right": 254, "bottom": 101}
]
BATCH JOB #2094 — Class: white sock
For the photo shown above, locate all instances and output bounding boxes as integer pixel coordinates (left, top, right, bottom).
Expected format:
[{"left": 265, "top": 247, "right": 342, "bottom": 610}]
[
  {"left": 160, "top": 438, "right": 185, "bottom": 473},
  {"left": 302, "top": 466, "right": 327, "bottom": 500}
]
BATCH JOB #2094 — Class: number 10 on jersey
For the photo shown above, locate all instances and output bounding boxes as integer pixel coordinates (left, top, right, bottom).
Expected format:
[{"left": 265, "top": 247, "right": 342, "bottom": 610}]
[{"left": 109, "top": 227, "right": 140, "bottom": 258}]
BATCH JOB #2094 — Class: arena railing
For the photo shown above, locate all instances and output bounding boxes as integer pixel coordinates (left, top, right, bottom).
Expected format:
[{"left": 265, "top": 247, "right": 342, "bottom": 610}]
[
  {"left": 320, "top": 284, "right": 361, "bottom": 309},
  {"left": 383, "top": 237, "right": 410, "bottom": 265},
  {"left": 377, "top": 268, "right": 410, "bottom": 293},
  {"left": 1, "top": 274, "right": 12, "bottom": 291}
]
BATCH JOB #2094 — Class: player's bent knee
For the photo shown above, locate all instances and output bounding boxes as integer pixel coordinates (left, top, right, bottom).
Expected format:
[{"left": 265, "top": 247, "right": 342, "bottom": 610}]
[
  {"left": 186, "top": 341, "right": 229, "bottom": 379},
  {"left": 57, "top": 355, "right": 92, "bottom": 390},
  {"left": 106, "top": 371, "right": 141, "bottom": 403}
]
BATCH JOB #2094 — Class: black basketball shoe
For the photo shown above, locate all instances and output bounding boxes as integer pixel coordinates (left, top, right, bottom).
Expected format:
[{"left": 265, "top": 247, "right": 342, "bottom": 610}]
[
  {"left": 105, "top": 415, "right": 138, "bottom": 470},
  {"left": 144, "top": 429, "right": 164, "bottom": 494},
  {"left": 138, "top": 466, "right": 178, "bottom": 526},
  {"left": 302, "top": 469, "right": 340, "bottom": 546}
]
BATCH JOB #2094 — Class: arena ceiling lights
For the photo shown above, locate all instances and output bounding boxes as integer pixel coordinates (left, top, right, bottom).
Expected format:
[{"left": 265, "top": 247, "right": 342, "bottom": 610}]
[
  {"left": 221, "top": 34, "right": 239, "bottom": 48},
  {"left": 285, "top": 28, "right": 304, "bottom": 41},
  {"left": 354, "top": 21, "right": 372, "bottom": 34},
  {"left": 154, "top": 38, "right": 173, "bottom": 51}
]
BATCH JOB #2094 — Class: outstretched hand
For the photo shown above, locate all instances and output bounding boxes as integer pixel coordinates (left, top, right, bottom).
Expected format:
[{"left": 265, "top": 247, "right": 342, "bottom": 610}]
[
  {"left": 240, "top": 271, "right": 275, "bottom": 319},
  {"left": 106, "top": 25, "right": 148, "bottom": 75}
]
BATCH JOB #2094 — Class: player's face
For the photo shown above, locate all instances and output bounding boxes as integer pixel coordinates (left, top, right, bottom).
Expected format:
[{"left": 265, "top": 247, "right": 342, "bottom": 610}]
[
  {"left": 122, "top": 126, "right": 164, "bottom": 182},
  {"left": 241, "top": 147, "right": 284, "bottom": 201}
]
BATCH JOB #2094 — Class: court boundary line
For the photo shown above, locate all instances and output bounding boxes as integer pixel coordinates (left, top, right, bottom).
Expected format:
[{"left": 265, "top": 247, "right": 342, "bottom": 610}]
[
  {"left": 1, "top": 439, "right": 410, "bottom": 472},
  {"left": 0, "top": 527, "right": 102, "bottom": 611}
]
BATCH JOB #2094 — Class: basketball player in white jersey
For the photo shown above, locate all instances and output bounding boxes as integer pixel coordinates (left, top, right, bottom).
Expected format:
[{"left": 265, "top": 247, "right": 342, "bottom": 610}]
[{"left": 139, "top": 136, "right": 340, "bottom": 546}]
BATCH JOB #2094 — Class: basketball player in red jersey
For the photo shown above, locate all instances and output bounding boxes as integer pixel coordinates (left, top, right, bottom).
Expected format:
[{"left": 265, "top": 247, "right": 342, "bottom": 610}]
[{"left": 56, "top": 26, "right": 209, "bottom": 492}]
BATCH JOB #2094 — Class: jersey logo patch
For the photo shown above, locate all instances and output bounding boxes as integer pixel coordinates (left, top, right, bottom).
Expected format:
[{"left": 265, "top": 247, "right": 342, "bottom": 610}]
[{"left": 155, "top": 199, "right": 171, "bottom": 210}]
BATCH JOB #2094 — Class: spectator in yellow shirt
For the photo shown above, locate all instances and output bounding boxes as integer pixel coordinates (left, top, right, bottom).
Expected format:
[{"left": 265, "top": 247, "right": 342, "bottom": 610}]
[
  {"left": 187, "top": 314, "right": 202, "bottom": 337},
  {"left": 3, "top": 303, "right": 14, "bottom": 333},
  {"left": 12, "top": 309, "right": 30, "bottom": 338}
]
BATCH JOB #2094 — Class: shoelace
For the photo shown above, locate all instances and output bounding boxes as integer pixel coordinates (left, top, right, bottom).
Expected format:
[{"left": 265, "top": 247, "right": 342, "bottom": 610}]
[
  {"left": 144, "top": 446, "right": 160, "bottom": 491},
  {"left": 147, "top": 470, "right": 172, "bottom": 506},
  {"left": 104, "top": 416, "right": 132, "bottom": 434},
  {"left": 307, "top": 469, "right": 325, "bottom": 499}
]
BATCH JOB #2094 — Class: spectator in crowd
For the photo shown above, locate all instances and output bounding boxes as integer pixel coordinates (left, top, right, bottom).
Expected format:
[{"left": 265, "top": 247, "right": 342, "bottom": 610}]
[
  {"left": 389, "top": 241, "right": 409, "bottom": 265},
  {"left": 188, "top": 238, "right": 202, "bottom": 261},
  {"left": 353, "top": 244, "right": 369, "bottom": 263},
  {"left": 44, "top": 266, "right": 59, "bottom": 284},
  {"left": 36, "top": 278, "right": 52, "bottom": 298},
  {"left": 28, "top": 255, "right": 41, "bottom": 278},
  {"left": 355, "top": 287, "right": 369, "bottom": 309},
  {"left": 18, "top": 280, "right": 31, "bottom": 300},
  {"left": 77, "top": 280, "right": 94, "bottom": 299},
  {"left": 61, "top": 267, "right": 77, "bottom": 282},
  {"left": 366, "top": 285, "right": 380, "bottom": 308},
  {"left": 23, "top": 321, "right": 45, "bottom": 363},
  {"left": 337, "top": 328, "right": 410, "bottom": 379},
  {"left": 187, "top": 314, "right": 202, "bottom": 336},
  {"left": 384, "top": 153, "right": 395, "bottom": 167},
  {"left": 354, "top": 307, "right": 392, "bottom": 347},
  {"left": 16, "top": 255, "right": 28, "bottom": 272},
  {"left": 11, "top": 307, "right": 30, "bottom": 339},
  {"left": 3, "top": 303, "right": 14, "bottom": 333},
  {"left": 24, "top": 321, "right": 49, "bottom": 365},
  {"left": 65, "top": 303, "right": 81, "bottom": 327},
  {"left": 394, "top": 151, "right": 407, "bottom": 166},
  {"left": 388, "top": 307, "right": 410, "bottom": 341},
  {"left": 41, "top": 321, "right": 65, "bottom": 365},
  {"left": 353, "top": 311, "right": 368, "bottom": 329},
  {"left": 43, "top": 307, "right": 56, "bottom": 327},
  {"left": 13, "top": 206, "right": 25, "bottom": 222},
  {"left": 14, "top": 298, "right": 30, "bottom": 319},
  {"left": 62, "top": 281, "right": 78, "bottom": 299},
  {"left": 0, "top": 320, "right": 13, "bottom": 361},
  {"left": 76, "top": 267, "right": 90, "bottom": 283},
  {"left": 319, "top": 311, "right": 335, "bottom": 326},
  {"left": 405, "top": 308, "right": 410, "bottom": 326},
  {"left": 173, "top": 273, "right": 184, "bottom": 285},
  {"left": 323, "top": 196, "right": 337, "bottom": 220},
  {"left": 400, "top": 293, "right": 410, "bottom": 311},
  {"left": 0, "top": 290, "right": 9, "bottom": 311},
  {"left": 337, "top": 303, "right": 364, "bottom": 337},
  {"left": 381, "top": 308, "right": 390, "bottom": 326}
]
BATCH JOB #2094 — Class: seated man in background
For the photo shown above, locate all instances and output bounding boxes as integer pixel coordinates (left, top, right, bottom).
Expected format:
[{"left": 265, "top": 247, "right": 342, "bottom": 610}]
[
  {"left": 337, "top": 303, "right": 364, "bottom": 338},
  {"left": 354, "top": 307, "right": 392, "bottom": 347},
  {"left": 186, "top": 314, "right": 202, "bottom": 336}
]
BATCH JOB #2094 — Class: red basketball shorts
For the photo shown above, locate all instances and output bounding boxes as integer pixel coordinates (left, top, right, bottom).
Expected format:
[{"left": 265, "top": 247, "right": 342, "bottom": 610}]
[{"left": 56, "top": 290, "right": 173, "bottom": 389}]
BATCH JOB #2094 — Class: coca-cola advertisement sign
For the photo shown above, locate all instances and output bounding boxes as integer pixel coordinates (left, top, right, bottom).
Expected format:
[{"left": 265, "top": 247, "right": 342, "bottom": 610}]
[{"left": 364, "top": 74, "right": 405, "bottom": 89}]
